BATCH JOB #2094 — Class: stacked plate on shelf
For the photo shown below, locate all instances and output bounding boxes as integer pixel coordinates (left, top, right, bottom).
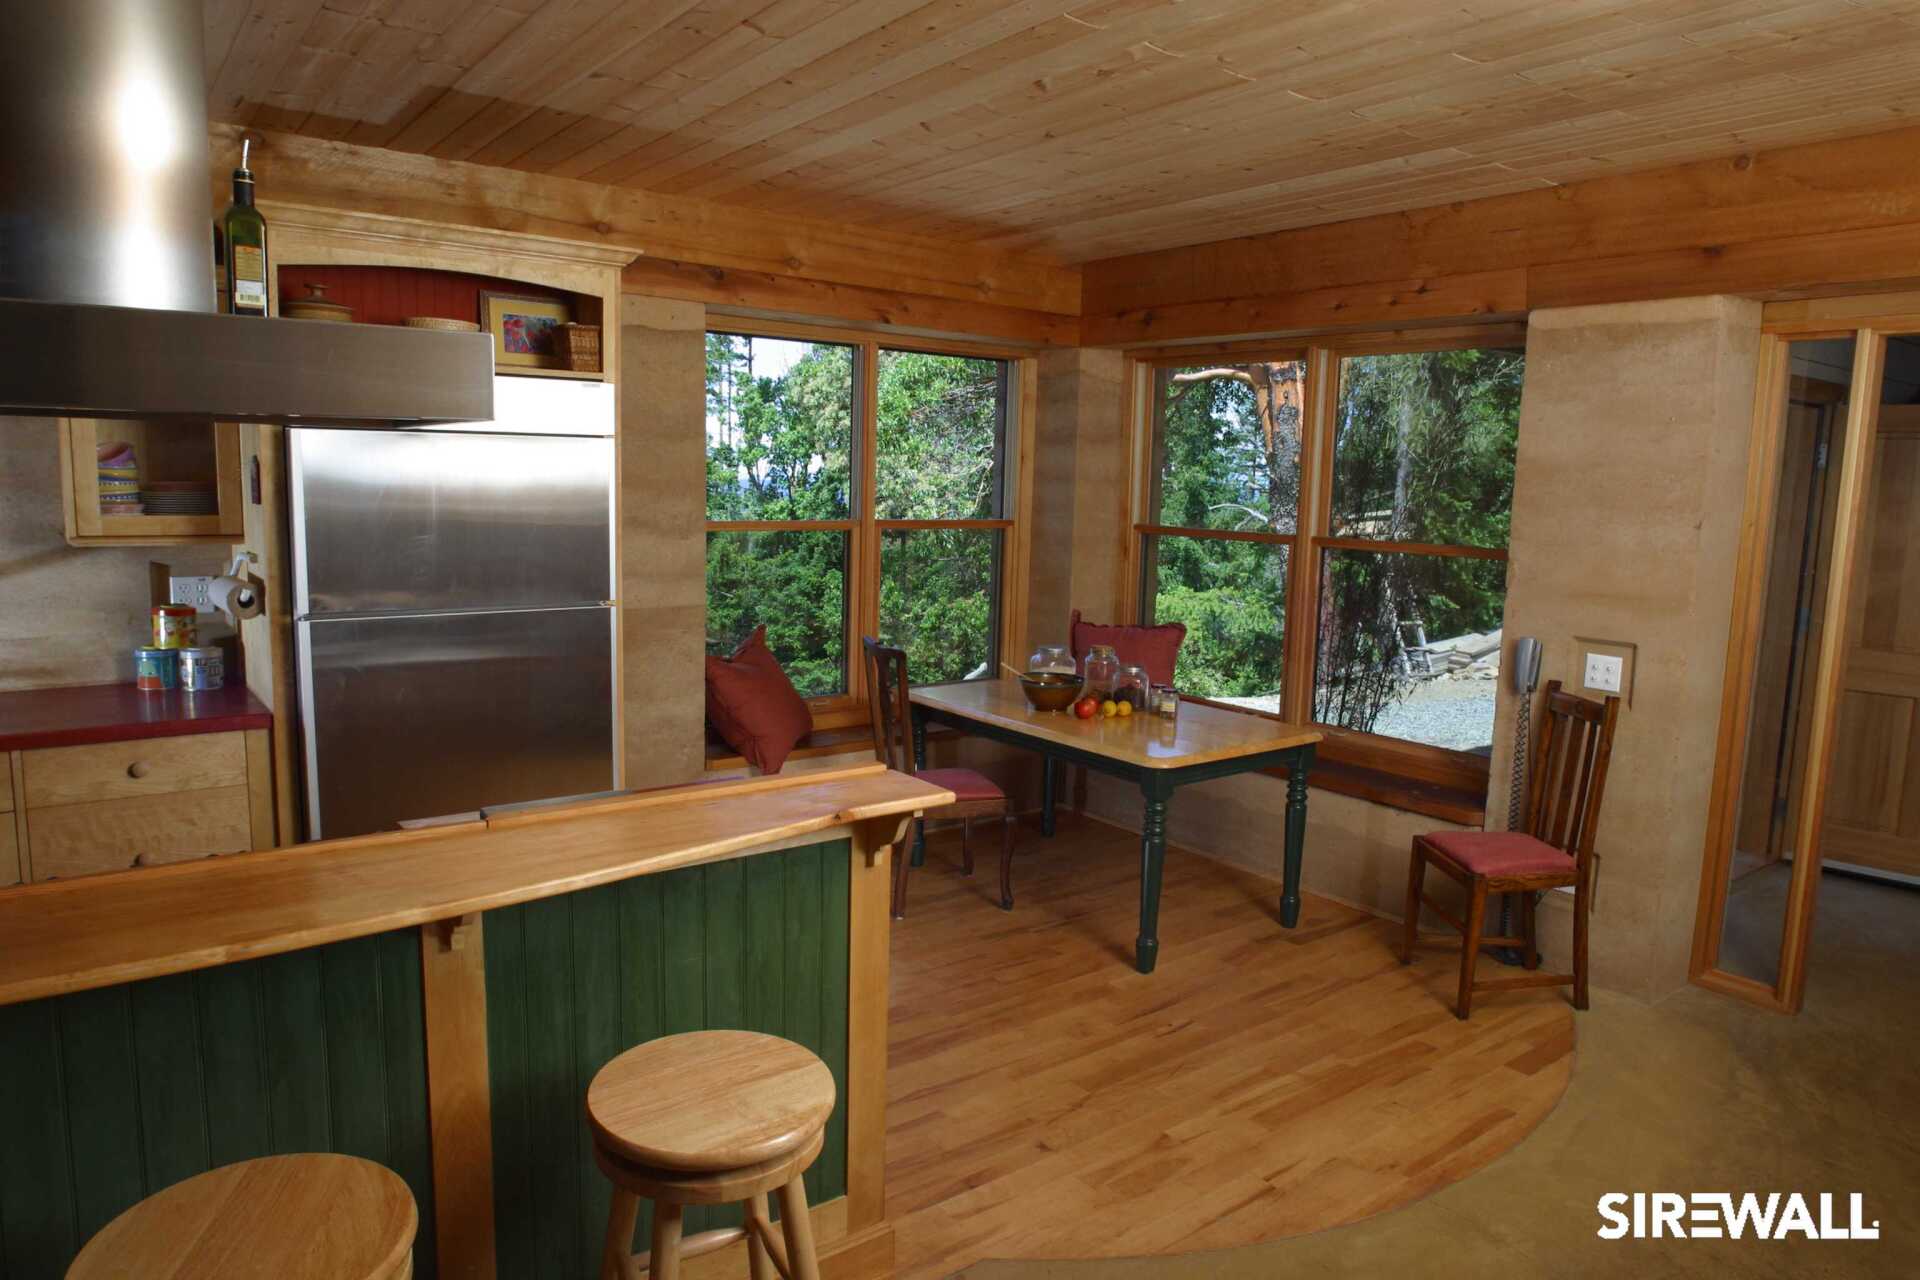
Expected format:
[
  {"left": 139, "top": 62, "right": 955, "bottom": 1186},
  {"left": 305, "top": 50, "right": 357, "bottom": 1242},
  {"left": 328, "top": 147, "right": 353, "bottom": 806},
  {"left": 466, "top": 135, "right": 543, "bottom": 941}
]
[
  {"left": 139, "top": 480, "right": 218, "bottom": 516},
  {"left": 97, "top": 441, "right": 142, "bottom": 515}
]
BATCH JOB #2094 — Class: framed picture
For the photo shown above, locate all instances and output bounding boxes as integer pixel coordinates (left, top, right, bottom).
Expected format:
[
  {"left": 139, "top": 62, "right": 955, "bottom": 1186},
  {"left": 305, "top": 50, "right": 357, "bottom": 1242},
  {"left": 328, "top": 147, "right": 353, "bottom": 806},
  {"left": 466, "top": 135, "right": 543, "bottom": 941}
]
[{"left": 479, "top": 291, "right": 572, "bottom": 370}]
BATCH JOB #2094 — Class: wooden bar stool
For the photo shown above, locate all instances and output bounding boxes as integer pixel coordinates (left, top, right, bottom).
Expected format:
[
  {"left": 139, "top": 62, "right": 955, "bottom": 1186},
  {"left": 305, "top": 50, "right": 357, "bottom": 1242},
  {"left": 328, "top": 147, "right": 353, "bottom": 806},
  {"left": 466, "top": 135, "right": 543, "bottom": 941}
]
[
  {"left": 67, "top": 1153, "right": 416, "bottom": 1279},
  {"left": 589, "top": 1030, "right": 835, "bottom": 1280}
]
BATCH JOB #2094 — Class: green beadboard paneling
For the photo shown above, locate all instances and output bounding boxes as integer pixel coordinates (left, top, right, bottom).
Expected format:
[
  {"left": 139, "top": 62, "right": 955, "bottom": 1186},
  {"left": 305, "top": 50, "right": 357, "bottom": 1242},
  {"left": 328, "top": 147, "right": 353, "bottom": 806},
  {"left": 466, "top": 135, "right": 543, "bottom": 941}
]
[
  {"left": 484, "top": 840, "right": 853, "bottom": 1276},
  {"left": 0, "top": 931, "right": 437, "bottom": 1280}
]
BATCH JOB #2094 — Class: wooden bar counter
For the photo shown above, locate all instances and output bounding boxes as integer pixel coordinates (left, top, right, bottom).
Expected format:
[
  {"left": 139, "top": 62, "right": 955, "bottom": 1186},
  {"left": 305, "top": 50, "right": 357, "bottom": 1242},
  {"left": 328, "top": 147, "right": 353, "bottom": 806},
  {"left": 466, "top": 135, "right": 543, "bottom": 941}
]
[{"left": 0, "top": 764, "right": 949, "bottom": 1280}]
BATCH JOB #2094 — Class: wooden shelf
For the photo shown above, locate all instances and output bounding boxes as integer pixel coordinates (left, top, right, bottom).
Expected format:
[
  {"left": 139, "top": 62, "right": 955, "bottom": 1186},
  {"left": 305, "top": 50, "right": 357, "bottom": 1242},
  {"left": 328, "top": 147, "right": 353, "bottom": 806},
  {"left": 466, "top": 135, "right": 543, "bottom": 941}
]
[{"left": 58, "top": 419, "right": 244, "bottom": 547}]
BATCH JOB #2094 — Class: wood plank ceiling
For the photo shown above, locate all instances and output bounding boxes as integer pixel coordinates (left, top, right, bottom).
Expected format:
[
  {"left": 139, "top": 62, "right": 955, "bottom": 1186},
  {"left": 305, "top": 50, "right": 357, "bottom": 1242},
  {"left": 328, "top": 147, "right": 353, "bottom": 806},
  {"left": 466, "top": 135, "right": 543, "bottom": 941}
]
[{"left": 205, "top": 0, "right": 1920, "bottom": 263}]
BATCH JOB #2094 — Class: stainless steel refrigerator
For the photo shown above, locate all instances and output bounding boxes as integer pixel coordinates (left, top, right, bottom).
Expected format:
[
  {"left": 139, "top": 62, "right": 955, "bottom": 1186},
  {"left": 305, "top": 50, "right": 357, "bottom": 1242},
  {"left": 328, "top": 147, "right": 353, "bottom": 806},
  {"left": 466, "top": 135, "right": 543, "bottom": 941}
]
[{"left": 290, "top": 376, "right": 619, "bottom": 839}]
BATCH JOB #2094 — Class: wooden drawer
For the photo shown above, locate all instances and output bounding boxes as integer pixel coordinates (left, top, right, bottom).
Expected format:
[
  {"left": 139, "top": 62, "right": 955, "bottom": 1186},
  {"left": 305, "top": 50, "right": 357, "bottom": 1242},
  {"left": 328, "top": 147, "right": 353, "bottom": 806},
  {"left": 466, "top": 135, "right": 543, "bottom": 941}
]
[
  {"left": 26, "top": 788, "right": 253, "bottom": 882},
  {"left": 0, "top": 822, "right": 18, "bottom": 887},
  {"left": 22, "top": 733, "right": 247, "bottom": 809}
]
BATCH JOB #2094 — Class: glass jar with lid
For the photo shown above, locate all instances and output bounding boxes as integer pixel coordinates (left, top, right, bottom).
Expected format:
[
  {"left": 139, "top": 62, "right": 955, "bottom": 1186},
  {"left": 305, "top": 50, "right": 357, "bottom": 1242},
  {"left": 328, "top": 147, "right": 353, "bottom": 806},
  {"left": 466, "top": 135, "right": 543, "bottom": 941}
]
[
  {"left": 1082, "top": 644, "right": 1120, "bottom": 696},
  {"left": 1028, "top": 644, "right": 1076, "bottom": 676},
  {"left": 1114, "top": 664, "right": 1149, "bottom": 711}
]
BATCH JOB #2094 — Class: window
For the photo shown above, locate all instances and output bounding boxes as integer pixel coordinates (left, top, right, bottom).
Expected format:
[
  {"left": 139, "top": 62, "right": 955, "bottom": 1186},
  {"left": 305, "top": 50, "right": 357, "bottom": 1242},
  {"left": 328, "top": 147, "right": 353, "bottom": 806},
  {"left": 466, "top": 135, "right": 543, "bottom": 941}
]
[
  {"left": 1136, "top": 336, "right": 1523, "bottom": 771},
  {"left": 706, "top": 328, "right": 1023, "bottom": 713}
]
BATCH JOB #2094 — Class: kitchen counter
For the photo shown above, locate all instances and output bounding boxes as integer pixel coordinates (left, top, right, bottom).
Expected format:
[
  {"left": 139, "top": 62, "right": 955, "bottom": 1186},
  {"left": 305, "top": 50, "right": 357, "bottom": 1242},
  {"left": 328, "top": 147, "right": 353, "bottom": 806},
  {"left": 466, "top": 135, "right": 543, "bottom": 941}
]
[
  {"left": 0, "top": 764, "right": 944, "bottom": 1280},
  {"left": 0, "top": 681, "right": 271, "bottom": 752}
]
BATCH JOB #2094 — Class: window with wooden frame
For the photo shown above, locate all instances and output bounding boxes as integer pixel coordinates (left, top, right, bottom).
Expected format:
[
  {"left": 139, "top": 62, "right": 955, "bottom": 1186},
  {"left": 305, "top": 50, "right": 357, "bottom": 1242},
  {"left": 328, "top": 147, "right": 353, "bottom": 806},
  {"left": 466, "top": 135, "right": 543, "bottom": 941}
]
[
  {"left": 705, "top": 322, "right": 1031, "bottom": 727},
  {"left": 1129, "top": 326, "right": 1525, "bottom": 793}
]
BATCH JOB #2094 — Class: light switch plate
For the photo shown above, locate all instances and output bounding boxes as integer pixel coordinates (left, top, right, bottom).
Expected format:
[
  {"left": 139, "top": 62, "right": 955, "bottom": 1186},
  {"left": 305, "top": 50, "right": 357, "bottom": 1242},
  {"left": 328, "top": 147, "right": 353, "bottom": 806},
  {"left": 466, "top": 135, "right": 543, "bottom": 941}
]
[{"left": 1574, "top": 636, "right": 1636, "bottom": 705}]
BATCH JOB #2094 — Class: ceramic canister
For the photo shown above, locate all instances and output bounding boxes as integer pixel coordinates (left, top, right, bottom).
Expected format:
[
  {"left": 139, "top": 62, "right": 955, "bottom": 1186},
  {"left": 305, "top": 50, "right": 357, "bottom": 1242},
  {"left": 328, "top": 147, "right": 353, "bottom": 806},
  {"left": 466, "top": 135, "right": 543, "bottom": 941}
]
[
  {"left": 135, "top": 647, "right": 178, "bottom": 692},
  {"left": 178, "top": 645, "right": 225, "bottom": 692}
]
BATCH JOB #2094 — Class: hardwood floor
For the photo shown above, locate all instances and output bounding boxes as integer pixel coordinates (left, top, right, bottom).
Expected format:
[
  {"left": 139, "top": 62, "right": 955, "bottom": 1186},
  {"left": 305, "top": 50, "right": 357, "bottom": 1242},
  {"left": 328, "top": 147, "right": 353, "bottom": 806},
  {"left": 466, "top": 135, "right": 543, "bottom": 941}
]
[{"left": 886, "top": 815, "right": 1573, "bottom": 1279}]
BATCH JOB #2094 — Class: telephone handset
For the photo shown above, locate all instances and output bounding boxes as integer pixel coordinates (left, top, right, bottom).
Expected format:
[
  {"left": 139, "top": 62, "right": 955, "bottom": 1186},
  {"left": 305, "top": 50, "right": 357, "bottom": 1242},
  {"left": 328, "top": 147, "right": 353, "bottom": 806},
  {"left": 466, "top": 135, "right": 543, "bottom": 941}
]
[{"left": 1510, "top": 636, "right": 1542, "bottom": 696}]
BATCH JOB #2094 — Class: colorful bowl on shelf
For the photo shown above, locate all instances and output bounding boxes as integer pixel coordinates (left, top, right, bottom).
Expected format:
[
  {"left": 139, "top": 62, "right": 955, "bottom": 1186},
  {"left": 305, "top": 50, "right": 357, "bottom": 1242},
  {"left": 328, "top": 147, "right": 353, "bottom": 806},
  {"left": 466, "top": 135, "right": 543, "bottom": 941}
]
[{"left": 1016, "top": 671, "right": 1083, "bottom": 712}]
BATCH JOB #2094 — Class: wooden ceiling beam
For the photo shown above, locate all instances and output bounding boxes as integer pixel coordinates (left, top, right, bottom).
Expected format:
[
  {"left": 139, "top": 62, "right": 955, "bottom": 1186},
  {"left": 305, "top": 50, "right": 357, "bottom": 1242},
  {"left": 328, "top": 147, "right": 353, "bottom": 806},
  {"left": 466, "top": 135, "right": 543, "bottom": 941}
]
[
  {"left": 619, "top": 258, "right": 1080, "bottom": 348},
  {"left": 1081, "top": 119, "right": 1920, "bottom": 346},
  {"left": 214, "top": 123, "right": 1081, "bottom": 318}
]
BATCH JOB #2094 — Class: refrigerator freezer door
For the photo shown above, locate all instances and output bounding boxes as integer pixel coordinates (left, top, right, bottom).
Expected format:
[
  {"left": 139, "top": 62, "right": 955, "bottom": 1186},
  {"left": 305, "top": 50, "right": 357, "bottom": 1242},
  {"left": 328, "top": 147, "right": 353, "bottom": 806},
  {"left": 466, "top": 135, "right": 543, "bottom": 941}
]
[
  {"left": 291, "top": 426, "right": 614, "bottom": 616},
  {"left": 298, "top": 606, "right": 616, "bottom": 839}
]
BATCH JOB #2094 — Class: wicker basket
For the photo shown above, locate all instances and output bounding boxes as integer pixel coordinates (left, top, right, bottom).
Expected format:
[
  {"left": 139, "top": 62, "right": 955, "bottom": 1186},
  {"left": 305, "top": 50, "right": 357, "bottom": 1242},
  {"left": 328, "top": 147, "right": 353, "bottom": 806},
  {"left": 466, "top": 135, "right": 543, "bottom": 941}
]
[{"left": 558, "top": 322, "right": 602, "bottom": 374}]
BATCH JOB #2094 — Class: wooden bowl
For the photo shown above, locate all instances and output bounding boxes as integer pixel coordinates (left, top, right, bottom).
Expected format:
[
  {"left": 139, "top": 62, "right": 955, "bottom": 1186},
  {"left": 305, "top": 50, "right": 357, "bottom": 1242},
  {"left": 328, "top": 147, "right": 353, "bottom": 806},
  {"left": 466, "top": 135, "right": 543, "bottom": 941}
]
[{"left": 1017, "top": 671, "right": 1083, "bottom": 712}]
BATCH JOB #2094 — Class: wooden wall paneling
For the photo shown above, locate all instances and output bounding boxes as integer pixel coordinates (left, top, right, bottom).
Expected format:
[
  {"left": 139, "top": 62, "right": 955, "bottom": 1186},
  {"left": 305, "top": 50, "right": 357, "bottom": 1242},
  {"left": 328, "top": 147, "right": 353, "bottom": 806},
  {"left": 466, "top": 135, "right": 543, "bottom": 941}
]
[
  {"left": 480, "top": 841, "right": 851, "bottom": 1278},
  {"left": 0, "top": 930, "right": 437, "bottom": 1280}
]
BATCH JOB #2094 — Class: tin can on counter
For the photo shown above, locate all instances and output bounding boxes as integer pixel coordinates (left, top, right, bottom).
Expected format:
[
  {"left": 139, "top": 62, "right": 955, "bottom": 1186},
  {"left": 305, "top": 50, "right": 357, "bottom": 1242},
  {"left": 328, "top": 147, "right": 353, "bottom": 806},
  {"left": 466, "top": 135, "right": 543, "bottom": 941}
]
[
  {"left": 178, "top": 646, "right": 225, "bottom": 692},
  {"left": 135, "top": 647, "right": 178, "bottom": 692},
  {"left": 152, "top": 605, "right": 197, "bottom": 649}
]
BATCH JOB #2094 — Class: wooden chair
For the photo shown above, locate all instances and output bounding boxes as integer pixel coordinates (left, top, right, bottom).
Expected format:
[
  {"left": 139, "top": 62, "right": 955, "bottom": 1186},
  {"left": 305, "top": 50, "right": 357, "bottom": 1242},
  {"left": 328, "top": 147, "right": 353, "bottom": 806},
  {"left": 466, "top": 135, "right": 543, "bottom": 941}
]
[
  {"left": 862, "top": 636, "right": 1014, "bottom": 917},
  {"left": 1401, "top": 680, "right": 1621, "bottom": 1019},
  {"left": 67, "top": 1153, "right": 417, "bottom": 1279},
  {"left": 590, "top": 1031, "right": 833, "bottom": 1280}
]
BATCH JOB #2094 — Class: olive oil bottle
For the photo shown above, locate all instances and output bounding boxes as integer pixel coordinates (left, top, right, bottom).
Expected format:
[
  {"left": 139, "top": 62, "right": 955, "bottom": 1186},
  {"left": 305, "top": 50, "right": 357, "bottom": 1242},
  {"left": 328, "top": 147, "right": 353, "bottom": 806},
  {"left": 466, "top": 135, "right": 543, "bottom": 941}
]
[{"left": 221, "top": 139, "right": 268, "bottom": 316}]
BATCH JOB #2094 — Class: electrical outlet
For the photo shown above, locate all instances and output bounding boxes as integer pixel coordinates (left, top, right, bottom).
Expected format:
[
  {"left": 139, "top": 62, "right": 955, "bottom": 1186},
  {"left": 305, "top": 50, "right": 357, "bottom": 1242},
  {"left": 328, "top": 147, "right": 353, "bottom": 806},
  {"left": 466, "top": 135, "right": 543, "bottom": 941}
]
[
  {"left": 168, "top": 575, "right": 217, "bottom": 613},
  {"left": 1584, "top": 652, "right": 1623, "bottom": 694}
]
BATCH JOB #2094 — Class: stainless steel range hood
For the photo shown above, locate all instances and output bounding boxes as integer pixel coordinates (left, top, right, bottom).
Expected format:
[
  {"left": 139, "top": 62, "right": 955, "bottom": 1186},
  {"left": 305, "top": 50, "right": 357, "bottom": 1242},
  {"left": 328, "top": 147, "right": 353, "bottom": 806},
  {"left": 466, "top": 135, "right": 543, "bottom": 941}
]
[{"left": 0, "top": 0, "right": 493, "bottom": 426}]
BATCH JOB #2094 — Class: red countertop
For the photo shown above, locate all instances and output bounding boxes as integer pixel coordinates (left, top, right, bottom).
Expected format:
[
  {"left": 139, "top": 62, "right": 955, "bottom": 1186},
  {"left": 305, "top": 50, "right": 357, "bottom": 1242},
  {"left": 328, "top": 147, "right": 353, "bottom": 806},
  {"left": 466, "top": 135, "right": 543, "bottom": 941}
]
[{"left": 0, "top": 682, "right": 272, "bottom": 753}]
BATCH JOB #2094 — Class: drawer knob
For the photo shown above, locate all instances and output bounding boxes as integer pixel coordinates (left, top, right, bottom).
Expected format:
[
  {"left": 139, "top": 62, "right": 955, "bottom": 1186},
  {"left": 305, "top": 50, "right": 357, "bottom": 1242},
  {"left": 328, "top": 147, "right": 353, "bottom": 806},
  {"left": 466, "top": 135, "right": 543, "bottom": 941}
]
[{"left": 126, "top": 762, "right": 152, "bottom": 780}]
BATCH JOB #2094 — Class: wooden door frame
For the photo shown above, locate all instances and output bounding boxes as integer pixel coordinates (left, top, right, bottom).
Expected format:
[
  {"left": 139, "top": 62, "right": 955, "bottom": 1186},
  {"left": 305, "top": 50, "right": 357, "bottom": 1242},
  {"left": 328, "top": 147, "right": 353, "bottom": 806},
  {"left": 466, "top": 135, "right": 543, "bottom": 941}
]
[{"left": 1691, "top": 313, "right": 1893, "bottom": 1013}]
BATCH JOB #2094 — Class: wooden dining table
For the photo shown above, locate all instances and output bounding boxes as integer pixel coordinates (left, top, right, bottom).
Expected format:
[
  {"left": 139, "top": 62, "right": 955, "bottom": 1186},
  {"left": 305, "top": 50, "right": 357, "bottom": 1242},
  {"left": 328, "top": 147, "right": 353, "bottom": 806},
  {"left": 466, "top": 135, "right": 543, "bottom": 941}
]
[{"left": 908, "top": 678, "right": 1323, "bottom": 973}]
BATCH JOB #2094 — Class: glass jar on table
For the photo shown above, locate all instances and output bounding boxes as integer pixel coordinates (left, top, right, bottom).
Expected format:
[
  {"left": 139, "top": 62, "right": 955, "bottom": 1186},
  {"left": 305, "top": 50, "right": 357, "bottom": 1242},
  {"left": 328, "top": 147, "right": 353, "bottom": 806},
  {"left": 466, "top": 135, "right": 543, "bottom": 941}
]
[
  {"left": 1028, "top": 644, "right": 1076, "bottom": 676},
  {"left": 1114, "top": 664, "right": 1150, "bottom": 711},
  {"left": 1082, "top": 644, "right": 1119, "bottom": 697}
]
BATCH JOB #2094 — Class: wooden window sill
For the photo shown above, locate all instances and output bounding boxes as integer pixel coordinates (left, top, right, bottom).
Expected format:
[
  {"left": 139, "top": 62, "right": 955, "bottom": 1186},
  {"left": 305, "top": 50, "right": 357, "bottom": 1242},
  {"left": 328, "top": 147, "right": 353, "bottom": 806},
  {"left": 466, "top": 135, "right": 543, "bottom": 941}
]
[
  {"left": 1268, "top": 755, "right": 1486, "bottom": 827},
  {"left": 703, "top": 722, "right": 960, "bottom": 772}
]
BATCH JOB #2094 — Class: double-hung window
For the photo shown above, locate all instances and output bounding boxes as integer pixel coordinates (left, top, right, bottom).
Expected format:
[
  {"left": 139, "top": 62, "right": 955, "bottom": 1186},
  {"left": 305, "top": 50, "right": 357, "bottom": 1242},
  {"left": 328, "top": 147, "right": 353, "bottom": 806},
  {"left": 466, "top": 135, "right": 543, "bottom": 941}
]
[
  {"left": 705, "top": 325, "right": 1025, "bottom": 717},
  {"left": 1135, "top": 331, "right": 1523, "bottom": 785}
]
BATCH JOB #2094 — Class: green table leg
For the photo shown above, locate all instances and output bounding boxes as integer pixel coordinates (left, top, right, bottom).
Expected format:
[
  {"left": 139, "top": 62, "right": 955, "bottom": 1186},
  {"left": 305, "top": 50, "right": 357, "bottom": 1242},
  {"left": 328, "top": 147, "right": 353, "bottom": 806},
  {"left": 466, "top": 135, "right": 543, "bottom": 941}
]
[
  {"left": 1040, "top": 755, "right": 1057, "bottom": 838},
  {"left": 1280, "top": 744, "right": 1314, "bottom": 927},
  {"left": 911, "top": 712, "right": 928, "bottom": 868},
  {"left": 1135, "top": 783, "right": 1170, "bottom": 973}
]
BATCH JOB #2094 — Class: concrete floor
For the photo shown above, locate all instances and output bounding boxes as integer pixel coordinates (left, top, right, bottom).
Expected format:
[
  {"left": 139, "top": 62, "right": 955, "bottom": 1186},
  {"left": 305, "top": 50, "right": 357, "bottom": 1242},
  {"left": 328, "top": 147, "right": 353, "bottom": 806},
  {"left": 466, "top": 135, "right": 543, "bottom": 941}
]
[{"left": 956, "top": 870, "right": 1919, "bottom": 1279}]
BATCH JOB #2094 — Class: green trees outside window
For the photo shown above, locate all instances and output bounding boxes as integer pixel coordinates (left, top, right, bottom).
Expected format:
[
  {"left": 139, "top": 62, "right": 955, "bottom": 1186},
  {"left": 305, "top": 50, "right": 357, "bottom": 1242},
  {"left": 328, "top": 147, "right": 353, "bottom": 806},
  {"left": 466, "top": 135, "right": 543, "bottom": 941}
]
[
  {"left": 1141, "top": 344, "right": 1522, "bottom": 755},
  {"left": 706, "top": 333, "right": 1013, "bottom": 701}
]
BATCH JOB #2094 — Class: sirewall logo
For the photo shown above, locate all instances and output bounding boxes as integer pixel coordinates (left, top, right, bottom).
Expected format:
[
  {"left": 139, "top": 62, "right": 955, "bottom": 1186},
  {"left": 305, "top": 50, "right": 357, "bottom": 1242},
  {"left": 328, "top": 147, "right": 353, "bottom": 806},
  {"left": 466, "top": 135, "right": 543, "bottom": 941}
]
[{"left": 1597, "top": 1192, "right": 1880, "bottom": 1240}]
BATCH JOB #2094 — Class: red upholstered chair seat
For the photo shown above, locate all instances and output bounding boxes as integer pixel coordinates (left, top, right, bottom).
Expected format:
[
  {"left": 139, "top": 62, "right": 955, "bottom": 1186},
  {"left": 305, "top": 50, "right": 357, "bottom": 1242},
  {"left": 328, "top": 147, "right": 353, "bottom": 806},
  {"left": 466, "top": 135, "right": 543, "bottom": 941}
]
[
  {"left": 916, "top": 767, "right": 1005, "bottom": 804},
  {"left": 1423, "top": 830, "right": 1575, "bottom": 879}
]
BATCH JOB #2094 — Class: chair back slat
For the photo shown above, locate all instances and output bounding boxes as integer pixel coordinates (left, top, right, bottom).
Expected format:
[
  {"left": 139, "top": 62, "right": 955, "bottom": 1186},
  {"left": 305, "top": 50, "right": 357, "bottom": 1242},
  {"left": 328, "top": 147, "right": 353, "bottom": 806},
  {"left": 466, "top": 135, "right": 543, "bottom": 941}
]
[
  {"left": 1525, "top": 680, "right": 1621, "bottom": 866},
  {"left": 862, "top": 636, "right": 916, "bottom": 776},
  {"left": 1547, "top": 715, "right": 1587, "bottom": 850},
  {"left": 1526, "top": 701, "right": 1564, "bottom": 842}
]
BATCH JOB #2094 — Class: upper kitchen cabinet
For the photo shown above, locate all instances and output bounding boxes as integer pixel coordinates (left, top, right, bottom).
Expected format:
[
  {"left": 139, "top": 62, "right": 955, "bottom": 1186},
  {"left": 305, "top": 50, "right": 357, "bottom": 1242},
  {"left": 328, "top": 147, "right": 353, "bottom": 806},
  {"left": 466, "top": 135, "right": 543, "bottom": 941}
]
[{"left": 57, "top": 417, "right": 245, "bottom": 546}]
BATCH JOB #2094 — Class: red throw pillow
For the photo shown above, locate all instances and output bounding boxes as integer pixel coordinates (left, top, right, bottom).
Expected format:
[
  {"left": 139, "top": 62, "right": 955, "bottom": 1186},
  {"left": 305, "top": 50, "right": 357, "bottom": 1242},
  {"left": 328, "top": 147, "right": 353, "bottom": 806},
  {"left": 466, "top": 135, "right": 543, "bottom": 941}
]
[
  {"left": 705, "top": 626, "right": 812, "bottom": 773},
  {"left": 1069, "top": 609, "right": 1187, "bottom": 686}
]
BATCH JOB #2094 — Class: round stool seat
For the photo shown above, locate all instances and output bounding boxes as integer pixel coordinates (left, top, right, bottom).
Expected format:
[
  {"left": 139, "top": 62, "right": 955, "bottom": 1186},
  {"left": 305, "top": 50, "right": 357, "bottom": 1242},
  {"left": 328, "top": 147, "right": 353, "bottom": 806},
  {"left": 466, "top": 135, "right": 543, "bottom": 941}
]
[
  {"left": 587, "top": 1030, "right": 834, "bottom": 1174},
  {"left": 68, "top": 1153, "right": 416, "bottom": 1280}
]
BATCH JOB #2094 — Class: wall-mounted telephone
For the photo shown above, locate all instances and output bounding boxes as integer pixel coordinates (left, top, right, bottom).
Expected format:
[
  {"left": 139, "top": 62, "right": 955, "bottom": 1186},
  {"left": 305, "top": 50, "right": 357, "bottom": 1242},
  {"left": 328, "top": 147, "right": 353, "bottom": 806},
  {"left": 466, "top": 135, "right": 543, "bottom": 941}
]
[{"left": 1510, "top": 636, "right": 1542, "bottom": 695}]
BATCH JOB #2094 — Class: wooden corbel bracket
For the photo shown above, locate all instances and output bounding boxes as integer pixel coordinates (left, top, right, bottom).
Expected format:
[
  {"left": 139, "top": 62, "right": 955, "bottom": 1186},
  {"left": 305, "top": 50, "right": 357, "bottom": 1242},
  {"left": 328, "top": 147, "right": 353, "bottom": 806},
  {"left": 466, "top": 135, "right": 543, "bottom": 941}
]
[
  {"left": 861, "top": 811, "right": 920, "bottom": 867},
  {"left": 432, "top": 912, "right": 479, "bottom": 953}
]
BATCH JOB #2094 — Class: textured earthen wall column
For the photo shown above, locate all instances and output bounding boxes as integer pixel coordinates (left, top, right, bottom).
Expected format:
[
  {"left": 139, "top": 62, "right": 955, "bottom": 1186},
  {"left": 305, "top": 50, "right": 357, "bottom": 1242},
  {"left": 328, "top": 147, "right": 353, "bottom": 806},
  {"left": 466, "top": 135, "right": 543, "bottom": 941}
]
[
  {"left": 1488, "top": 295, "right": 1761, "bottom": 1001},
  {"left": 620, "top": 295, "right": 708, "bottom": 788},
  {"left": 1027, "top": 347, "right": 1129, "bottom": 644}
]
